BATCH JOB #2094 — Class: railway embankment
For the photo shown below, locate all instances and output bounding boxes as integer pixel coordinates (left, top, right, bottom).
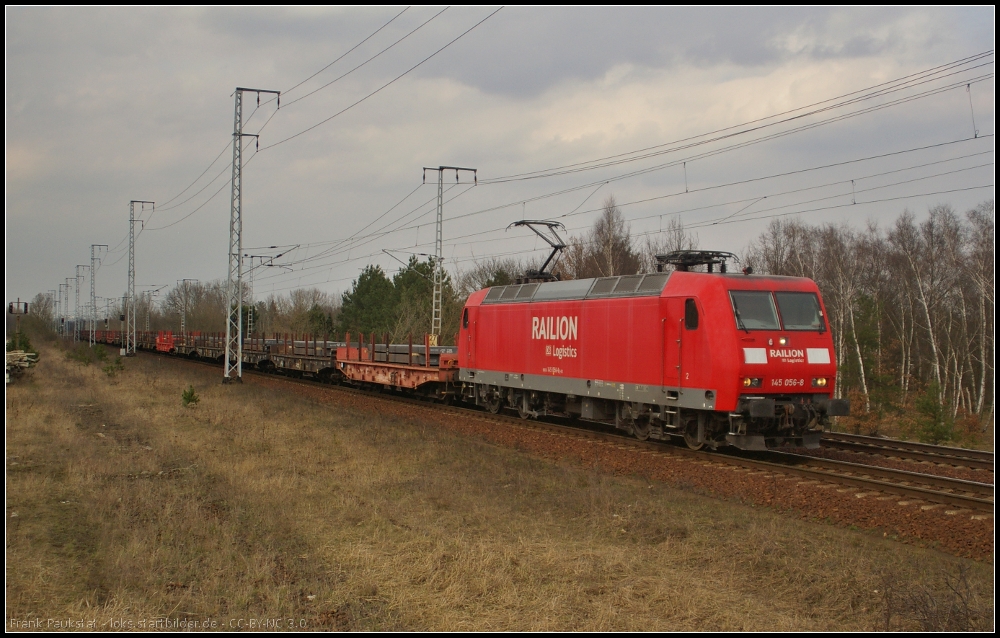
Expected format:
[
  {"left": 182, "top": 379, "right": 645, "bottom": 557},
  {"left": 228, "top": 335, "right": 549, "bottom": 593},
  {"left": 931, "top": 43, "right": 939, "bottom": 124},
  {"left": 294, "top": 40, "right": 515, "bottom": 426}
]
[{"left": 5, "top": 342, "right": 993, "bottom": 631}]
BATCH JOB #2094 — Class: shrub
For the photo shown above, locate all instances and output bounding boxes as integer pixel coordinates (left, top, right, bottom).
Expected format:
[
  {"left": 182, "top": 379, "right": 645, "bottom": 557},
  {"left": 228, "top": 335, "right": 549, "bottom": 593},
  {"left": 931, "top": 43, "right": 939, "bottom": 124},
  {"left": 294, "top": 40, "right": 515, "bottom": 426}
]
[
  {"left": 102, "top": 356, "right": 125, "bottom": 378},
  {"left": 6, "top": 332, "right": 35, "bottom": 354},
  {"left": 915, "top": 382, "right": 953, "bottom": 444},
  {"left": 65, "top": 343, "right": 94, "bottom": 366},
  {"left": 182, "top": 385, "right": 200, "bottom": 407}
]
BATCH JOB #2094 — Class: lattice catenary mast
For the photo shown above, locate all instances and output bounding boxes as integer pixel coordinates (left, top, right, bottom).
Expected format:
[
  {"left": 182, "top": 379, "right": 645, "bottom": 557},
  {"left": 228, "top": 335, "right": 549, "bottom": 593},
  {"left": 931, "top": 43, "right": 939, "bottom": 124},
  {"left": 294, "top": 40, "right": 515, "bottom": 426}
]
[
  {"left": 127, "top": 200, "right": 153, "bottom": 356},
  {"left": 62, "top": 280, "right": 73, "bottom": 337},
  {"left": 422, "top": 166, "right": 476, "bottom": 344},
  {"left": 90, "top": 244, "right": 107, "bottom": 346},
  {"left": 75, "top": 264, "right": 88, "bottom": 342},
  {"left": 224, "top": 87, "right": 279, "bottom": 383},
  {"left": 47, "top": 290, "right": 57, "bottom": 333}
]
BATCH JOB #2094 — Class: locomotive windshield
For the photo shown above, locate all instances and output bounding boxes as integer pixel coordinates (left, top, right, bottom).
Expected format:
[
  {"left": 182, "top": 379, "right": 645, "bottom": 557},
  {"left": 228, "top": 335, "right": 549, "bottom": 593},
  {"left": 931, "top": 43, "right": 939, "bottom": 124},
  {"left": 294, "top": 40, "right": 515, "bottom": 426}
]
[
  {"left": 730, "top": 290, "right": 825, "bottom": 331},
  {"left": 729, "top": 291, "right": 779, "bottom": 330},
  {"left": 775, "top": 292, "right": 824, "bottom": 331}
]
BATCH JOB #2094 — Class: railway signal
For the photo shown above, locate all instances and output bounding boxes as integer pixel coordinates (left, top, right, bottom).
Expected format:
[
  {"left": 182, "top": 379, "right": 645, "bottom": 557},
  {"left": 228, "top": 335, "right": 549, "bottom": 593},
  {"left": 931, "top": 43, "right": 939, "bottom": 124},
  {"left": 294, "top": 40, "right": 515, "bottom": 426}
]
[{"left": 7, "top": 299, "right": 29, "bottom": 341}]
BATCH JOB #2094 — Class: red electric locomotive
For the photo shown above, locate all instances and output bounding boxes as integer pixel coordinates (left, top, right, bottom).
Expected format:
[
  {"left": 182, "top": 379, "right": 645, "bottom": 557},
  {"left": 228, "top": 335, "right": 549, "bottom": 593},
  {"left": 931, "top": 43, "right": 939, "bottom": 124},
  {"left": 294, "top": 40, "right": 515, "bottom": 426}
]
[{"left": 457, "top": 251, "right": 849, "bottom": 450}]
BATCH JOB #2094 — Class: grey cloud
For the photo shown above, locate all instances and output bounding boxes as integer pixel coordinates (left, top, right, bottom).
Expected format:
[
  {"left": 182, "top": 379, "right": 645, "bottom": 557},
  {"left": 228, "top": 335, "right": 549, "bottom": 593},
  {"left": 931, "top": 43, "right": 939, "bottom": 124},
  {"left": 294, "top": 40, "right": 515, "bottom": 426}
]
[
  {"left": 4, "top": 7, "right": 993, "bottom": 302},
  {"left": 412, "top": 7, "right": 958, "bottom": 98}
]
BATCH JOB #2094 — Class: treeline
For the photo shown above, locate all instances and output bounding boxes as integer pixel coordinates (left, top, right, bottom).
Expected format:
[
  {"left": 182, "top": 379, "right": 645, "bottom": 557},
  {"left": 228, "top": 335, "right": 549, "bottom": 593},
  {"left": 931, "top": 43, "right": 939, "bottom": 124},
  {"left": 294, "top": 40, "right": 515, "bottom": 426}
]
[
  {"left": 26, "top": 280, "right": 342, "bottom": 341},
  {"left": 26, "top": 195, "right": 994, "bottom": 433}
]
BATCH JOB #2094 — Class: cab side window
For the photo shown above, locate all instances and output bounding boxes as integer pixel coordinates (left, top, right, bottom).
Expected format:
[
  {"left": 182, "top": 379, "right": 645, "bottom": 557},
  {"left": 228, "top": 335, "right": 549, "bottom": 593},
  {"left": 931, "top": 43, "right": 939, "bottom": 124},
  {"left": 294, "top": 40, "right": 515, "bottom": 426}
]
[
  {"left": 684, "top": 298, "right": 699, "bottom": 330},
  {"left": 462, "top": 308, "right": 469, "bottom": 329}
]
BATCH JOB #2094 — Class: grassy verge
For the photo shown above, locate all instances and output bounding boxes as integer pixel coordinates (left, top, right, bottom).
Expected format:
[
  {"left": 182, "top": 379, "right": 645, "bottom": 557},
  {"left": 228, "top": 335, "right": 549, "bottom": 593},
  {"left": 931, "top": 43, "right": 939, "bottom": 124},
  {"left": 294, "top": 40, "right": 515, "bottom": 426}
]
[{"left": 5, "top": 344, "right": 993, "bottom": 631}]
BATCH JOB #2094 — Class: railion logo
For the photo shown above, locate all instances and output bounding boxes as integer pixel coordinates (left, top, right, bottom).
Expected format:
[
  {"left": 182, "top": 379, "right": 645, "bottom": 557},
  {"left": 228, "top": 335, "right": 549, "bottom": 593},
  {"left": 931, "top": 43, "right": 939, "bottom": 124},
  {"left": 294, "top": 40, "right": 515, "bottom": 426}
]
[
  {"left": 532, "top": 316, "right": 578, "bottom": 340},
  {"left": 770, "top": 348, "right": 805, "bottom": 358}
]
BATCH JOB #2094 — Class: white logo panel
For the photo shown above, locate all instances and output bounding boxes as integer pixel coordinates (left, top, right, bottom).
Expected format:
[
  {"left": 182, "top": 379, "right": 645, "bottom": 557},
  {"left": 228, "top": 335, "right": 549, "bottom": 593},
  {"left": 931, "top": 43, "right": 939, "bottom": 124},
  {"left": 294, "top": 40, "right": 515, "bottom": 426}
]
[{"left": 806, "top": 348, "right": 831, "bottom": 364}]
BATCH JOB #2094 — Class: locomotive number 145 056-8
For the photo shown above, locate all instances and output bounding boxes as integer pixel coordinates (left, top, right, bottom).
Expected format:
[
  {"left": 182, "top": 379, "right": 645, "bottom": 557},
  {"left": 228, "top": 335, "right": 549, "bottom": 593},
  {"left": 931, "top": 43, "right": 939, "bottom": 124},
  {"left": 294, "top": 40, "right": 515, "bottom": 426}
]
[{"left": 770, "top": 378, "right": 806, "bottom": 387}]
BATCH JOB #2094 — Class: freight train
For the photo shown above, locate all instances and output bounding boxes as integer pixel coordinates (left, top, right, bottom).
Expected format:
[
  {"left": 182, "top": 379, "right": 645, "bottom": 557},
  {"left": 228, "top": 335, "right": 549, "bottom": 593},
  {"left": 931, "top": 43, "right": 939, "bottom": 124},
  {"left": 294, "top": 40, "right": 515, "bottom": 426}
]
[{"left": 87, "top": 251, "right": 848, "bottom": 451}]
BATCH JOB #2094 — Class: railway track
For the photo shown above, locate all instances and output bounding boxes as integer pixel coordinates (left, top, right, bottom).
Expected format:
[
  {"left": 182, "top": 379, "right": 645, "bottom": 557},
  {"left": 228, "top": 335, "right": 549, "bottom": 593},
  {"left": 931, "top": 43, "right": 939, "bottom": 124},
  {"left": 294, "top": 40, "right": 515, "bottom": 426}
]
[
  {"left": 821, "top": 431, "right": 994, "bottom": 471},
  {"left": 749, "top": 450, "right": 994, "bottom": 512},
  {"left": 148, "top": 352, "right": 995, "bottom": 516}
]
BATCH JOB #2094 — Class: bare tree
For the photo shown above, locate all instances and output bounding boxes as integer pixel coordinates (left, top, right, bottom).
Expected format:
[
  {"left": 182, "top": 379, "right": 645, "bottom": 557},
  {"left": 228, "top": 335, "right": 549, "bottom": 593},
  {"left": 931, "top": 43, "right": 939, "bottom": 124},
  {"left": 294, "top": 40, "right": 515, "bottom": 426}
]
[
  {"left": 640, "top": 217, "right": 698, "bottom": 273},
  {"left": 456, "top": 256, "right": 522, "bottom": 296},
  {"left": 563, "top": 195, "right": 641, "bottom": 279}
]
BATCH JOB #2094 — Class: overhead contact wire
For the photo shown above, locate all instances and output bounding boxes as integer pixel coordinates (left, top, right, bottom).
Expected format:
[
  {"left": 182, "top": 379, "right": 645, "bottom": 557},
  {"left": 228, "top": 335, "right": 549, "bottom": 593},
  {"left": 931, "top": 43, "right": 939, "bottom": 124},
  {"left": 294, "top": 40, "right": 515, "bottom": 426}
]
[{"left": 260, "top": 7, "right": 504, "bottom": 151}]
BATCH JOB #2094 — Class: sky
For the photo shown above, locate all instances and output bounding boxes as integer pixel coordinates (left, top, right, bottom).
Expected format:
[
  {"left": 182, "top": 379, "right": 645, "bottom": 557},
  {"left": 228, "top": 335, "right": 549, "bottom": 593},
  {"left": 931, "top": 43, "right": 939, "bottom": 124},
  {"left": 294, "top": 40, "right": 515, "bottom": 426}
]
[{"left": 5, "top": 6, "right": 995, "bottom": 312}]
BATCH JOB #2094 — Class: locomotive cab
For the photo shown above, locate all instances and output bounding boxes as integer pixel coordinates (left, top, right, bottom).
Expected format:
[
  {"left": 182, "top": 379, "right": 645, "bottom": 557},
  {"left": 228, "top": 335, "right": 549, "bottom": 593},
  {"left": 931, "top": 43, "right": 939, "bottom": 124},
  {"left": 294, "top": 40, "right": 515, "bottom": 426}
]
[{"left": 717, "top": 281, "right": 849, "bottom": 450}]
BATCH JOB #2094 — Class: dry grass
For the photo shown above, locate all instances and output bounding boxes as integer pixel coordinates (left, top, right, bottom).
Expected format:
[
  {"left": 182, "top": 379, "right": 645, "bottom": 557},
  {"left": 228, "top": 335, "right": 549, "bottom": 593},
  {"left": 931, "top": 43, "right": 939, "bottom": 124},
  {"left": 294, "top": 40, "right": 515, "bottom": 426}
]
[{"left": 5, "top": 343, "right": 994, "bottom": 631}]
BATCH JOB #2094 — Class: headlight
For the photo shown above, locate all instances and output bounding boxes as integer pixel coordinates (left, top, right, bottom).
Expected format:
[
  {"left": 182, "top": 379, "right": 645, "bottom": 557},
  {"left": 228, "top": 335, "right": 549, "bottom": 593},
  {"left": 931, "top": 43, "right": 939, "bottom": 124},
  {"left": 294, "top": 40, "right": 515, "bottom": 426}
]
[
  {"left": 812, "top": 377, "right": 828, "bottom": 387},
  {"left": 743, "top": 377, "right": 763, "bottom": 388}
]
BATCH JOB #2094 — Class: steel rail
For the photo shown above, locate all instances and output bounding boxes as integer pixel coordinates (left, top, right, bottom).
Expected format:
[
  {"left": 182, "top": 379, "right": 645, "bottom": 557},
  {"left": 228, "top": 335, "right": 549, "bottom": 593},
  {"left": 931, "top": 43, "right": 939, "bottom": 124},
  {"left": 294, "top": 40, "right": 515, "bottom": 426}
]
[
  {"left": 821, "top": 432, "right": 994, "bottom": 471},
  {"left": 755, "top": 451, "right": 994, "bottom": 497},
  {"left": 823, "top": 431, "right": 994, "bottom": 460}
]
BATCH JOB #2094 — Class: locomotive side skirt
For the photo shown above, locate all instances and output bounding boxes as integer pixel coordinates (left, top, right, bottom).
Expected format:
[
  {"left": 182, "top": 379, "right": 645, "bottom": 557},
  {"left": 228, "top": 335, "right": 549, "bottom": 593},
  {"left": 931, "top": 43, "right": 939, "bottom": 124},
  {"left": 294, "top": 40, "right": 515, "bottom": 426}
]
[{"left": 461, "top": 368, "right": 717, "bottom": 411}]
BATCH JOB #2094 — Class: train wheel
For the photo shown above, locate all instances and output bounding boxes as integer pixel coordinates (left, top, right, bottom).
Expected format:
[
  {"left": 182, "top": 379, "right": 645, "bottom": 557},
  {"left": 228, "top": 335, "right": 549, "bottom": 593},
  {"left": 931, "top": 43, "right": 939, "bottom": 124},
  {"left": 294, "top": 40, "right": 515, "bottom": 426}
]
[
  {"left": 486, "top": 396, "right": 502, "bottom": 414},
  {"left": 617, "top": 403, "right": 649, "bottom": 441},
  {"left": 632, "top": 418, "right": 651, "bottom": 441},
  {"left": 516, "top": 393, "right": 531, "bottom": 420},
  {"left": 683, "top": 417, "right": 704, "bottom": 451},
  {"left": 485, "top": 386, "right": 502, "bottom": 414}
]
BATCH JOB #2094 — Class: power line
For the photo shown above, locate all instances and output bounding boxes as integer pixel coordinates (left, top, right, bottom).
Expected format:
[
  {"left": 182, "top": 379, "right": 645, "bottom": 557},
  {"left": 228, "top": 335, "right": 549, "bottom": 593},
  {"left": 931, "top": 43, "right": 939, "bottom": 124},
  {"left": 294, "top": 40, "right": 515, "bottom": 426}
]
[
  {"left": 437, "top": 184, "right": 998, "bottom": 268},
  {"left": 446, "top": 133, "right": 996, "bottom": 226},
  {"left": 74, "top": 46, "right": 993, "bottom": 298},
  {"left": 283, "top": 7, "right": 411, "bottom": 97},
  {"left": 268, "top": 184, "right": 476, "bottom": 272},
  {"left": 158, "top": 48, "right": 992, "bottom": 233},
  {"left": 260, "top": 7, "right": 504, "bottom": 151},
  {"left": 242, "top": 135, "right": 993, "bottom": 281},
  {"left": 426, "top": 158, "right": 995, "bottom": 252},
  {"left": 250, "top": 155, "right": 994, "bottom": 288},
  {"left": 386, "top": 78, "right": 998, "bottom": 234},
  {"left": 480, "top": 50, "right": 994, "bottom": 183},
  {"left": 146, "top": 139, "right": 259, "bottom": 231},
  {"left": 158, "top": 141, "right": 232, "bottom": 209},
  {"left": 148, "top": 10, "right": 414, "bottom": 219},
  {"left": 684, "top": 184, "right": 995, "bottom": 230},
  {"left": 135, "top": 8, "right": 500, "bottom": 235},
  {"left": 282, "top": 7, "right": 449, "bottom": 108},
  {"left": 253, "top": 183, "right": 474, "bottom": 282}
]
